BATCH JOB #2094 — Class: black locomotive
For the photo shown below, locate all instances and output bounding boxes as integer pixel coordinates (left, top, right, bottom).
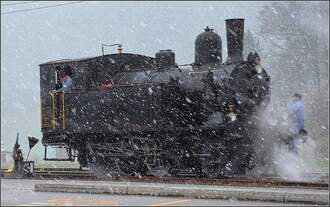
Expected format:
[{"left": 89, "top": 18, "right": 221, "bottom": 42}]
[{"left": 40, "top": 19, "right": 270, "bottom": 178}]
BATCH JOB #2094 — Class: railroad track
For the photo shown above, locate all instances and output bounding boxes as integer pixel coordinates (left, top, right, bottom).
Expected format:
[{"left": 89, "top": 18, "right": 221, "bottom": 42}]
[
  {"left": 34, "top": 168, "right": 83, "bottom": 172},
  {"left": 33, "top": 170, "right": 94, "bottom": 179},
  {"left": 32, "top": 169, "right": 329, "bottom": 190}
]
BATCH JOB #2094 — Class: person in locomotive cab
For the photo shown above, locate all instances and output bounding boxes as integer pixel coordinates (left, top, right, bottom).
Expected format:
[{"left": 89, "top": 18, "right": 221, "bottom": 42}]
[
  {"left": 287, "top": 93, "right": 307, "bottom": 154},
  {"left": 52, "top": 65, "right": 73, "bottom": 93}
]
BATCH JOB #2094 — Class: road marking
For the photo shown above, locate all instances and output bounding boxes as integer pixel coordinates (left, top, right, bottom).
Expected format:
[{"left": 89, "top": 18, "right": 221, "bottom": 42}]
[
  {"left": 148, "top": 199, "right": 191, "bottom": 206},
  {"left": 17, "top": 199, "right": 119, "bottom": 206},
  {"left": 31, "top": 203, "right": 50, "bottom": 205},
  {"left": 47, "top": 198, "right": 119, "bottom": 206}
]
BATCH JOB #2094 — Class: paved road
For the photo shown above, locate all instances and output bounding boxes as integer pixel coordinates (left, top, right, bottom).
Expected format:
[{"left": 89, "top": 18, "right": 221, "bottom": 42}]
[{"left": 1, "top": 179, "right": 311, "bottom": 206}]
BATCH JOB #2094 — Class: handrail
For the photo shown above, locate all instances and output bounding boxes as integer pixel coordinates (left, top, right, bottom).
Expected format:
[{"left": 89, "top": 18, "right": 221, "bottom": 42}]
[
  {"left": 50, "top": 93, "right": 55, "bottom": 130},
  {"left": 102, "top": 43, "right": 122, "bottom": 57},
  {"left": 49, "top": 82, "right": 171, "bottom": 95},
  {"left": 40, "top": 98, "right": 44, "bottom": 129},
  {"left": 61, "top": 93, "right": 65, "bottom": 129}
]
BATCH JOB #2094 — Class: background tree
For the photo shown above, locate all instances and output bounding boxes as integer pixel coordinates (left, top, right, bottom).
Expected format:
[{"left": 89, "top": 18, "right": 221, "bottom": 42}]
[
  {"left": 257, "top": 1, "right": 329, "bottom": 159},
  {"left": 244, "top": 29, "right": 262, "bottom": 60}
]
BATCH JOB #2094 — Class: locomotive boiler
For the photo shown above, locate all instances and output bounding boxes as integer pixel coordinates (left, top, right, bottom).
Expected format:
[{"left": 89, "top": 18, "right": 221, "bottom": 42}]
[{"left": 39, "top": 18, "right": 270, "bottom": 178}]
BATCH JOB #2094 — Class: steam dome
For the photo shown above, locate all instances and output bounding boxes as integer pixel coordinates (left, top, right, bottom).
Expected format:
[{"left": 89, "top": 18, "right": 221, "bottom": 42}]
[{"left": 195, "top": 26, "right": 222, "bottom": 65}]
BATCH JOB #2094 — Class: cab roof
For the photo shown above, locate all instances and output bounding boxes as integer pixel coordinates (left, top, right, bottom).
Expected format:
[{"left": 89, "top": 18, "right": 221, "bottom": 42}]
[{"left": 39, "top": 53, "right": 155, "bottom": 66}]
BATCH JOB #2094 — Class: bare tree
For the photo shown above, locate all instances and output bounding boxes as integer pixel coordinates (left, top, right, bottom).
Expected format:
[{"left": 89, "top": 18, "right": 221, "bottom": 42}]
[
  {"left": 244, "top": 29, "right": 262, "bottom": 60},
  {"left": 258, "top": 1, "right": 329, "bottom": 158}
]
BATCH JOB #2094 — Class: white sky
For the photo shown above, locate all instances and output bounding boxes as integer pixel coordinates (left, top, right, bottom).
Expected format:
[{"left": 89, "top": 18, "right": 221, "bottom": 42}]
[{"left": 2, "top": 1, "right": 327, "bottom": 157}]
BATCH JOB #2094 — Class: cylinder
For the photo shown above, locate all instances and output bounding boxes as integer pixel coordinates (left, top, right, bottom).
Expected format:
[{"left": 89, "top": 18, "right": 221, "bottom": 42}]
[
  {"left": 195, "top": 27, "right": 222, "bottom": 65},
  {"left": 155, "top": 49, "right": 175, "bottom": 68},
  {"left": 225, "top": 19, "right": 244, "bottom": 64}
]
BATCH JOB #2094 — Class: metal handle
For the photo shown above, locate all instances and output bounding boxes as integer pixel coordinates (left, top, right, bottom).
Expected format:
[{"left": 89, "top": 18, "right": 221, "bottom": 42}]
[{"left": 102, "top": 43, "right": 123, "bottom": 56}]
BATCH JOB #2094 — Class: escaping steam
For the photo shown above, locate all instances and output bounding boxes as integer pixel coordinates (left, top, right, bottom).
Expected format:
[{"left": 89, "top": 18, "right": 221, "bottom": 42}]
[{"left": 251, "top": 99, "right": 321, "bottom": 181}]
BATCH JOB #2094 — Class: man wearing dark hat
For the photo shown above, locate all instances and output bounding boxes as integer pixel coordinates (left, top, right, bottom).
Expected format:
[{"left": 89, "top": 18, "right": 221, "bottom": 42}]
[
  {"left": 247, "top": 51, "right": 264, "bottom": 74},
  {"left": 287, "top": 93, "right": 306, "bottom": 154},
  {"left": 247, "top": 51, "right": 260, "bottom": 65}
]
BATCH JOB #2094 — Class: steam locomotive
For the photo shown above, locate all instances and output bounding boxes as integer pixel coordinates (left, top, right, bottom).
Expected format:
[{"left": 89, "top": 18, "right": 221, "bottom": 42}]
[{"left": 39, "top": 19, "right": 270, "bottom": 178}]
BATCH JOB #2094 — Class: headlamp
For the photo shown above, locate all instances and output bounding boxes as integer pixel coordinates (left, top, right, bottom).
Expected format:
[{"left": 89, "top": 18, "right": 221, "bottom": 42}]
[
  {"left": 227, "top": 112, "right": 237, "bottom": 122},
  {"left": 255, "top": 64, "right": 263, "bottom": 74}
]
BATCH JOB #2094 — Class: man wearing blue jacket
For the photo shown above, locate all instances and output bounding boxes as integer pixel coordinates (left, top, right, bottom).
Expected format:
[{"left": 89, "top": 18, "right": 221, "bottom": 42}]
[
  {"left": 52, "top": 65, "right": 73, "bottom": 93},
  {"left": 287, "top": 93, "right": 306, "bottom": 154}
]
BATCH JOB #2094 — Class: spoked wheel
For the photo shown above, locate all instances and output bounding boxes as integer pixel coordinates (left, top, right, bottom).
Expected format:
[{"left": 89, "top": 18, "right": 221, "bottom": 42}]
[
  {"left": 223, "top": 158, "right": 246, "bottom": 178},
  {"left": 146, "top": 154, "right": 178, "bottom": 177},
  {"left": 88, "top": 162, "right": 109, "bottom": 178},
  {"left": 88, "top": 156, "right": 119, "bottom": 178},
  {"left": 193, "top": 156, "right": 227, "bottom": 179},
  {"left": 115, "top": 156, "right": 142, "bottom": 176},
  {"left": 86, "top": 144, "right": 119, "bottom": 178},
  {"left": 198, "top": 164, "right": 225, "bottom": 179}
]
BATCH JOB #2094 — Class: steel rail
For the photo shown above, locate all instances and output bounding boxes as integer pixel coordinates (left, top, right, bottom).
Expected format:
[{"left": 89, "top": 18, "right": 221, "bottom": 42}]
[{"left": 31, "top": 169, "right": 329, "bottom": 190}]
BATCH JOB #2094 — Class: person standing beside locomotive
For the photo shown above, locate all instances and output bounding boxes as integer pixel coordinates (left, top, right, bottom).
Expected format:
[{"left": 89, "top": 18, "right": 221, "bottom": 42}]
[
  {"left": 12, "top": 143, "right": 23, "bottom": 176},
  {"left": 287, "top": 93, "right": 307, "bottom": 154},
  {"left": 52, "top": 65, "right": 73, "bottom": 93}
]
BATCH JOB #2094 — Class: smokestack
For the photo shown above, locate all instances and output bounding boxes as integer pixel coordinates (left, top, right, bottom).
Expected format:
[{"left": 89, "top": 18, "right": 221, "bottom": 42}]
[{"left": 225, "top": 18, "right": 244, "bottom": 64}]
